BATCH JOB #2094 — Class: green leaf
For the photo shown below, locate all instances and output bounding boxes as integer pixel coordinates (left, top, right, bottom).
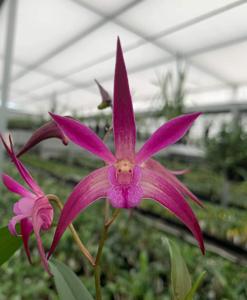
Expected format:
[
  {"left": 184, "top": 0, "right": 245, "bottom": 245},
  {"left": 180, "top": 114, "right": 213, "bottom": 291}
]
[
  {"left": 0, "top": 226, "right": 22, "bottom": 266},
  {"left": 185, "top": 271, "right": 206, "bottom": 300},
  {"left": 165, "top": 238, "right": 192, "bottom": 300},
  {"left": 49, "top": 258, "right": 94, "bottom": 300}
]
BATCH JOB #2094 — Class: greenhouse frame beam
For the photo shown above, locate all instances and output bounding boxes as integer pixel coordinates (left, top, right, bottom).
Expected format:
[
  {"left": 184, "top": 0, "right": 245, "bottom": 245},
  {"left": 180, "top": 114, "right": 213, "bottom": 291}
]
[
  {"left": 34, "top": 32, "right": 247, "bottom": 100},
  {"left": 0, "top": 0, "right": 5, "bottom": 10},
  {"left": 0, "top": 55, "right": 95, "bottom": 91},
  {"left": 185, "top": 102, "right": 247, "bottom": 114},
  {"left": 9, "top": 30, "right": 247, "bottom": 104},
  {"left": 138, "top": 0, "right": 247, "bottom": 42},
  {"left": 0, "top": 0, "right": 18, "bottom": 167},
  {"left": 13, "top": 0, "right": 247, "bottom": 99},
  {"left": 11, "top": 0, "right": 143, "bottom": 83},
  {"left": 185, "top": 34, "right": 247, "bottom": 58},
  {"left": 0, "top": 0, "right": 18, "bottom": 129},
  {"left": 78, "top": 0, "right": 241, "bottom": 86}
]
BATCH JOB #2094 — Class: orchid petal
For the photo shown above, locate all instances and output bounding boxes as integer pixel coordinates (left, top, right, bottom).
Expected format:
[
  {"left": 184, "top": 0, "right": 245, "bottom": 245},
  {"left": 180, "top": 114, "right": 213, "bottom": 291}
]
[
  {"left": 17, "top": 120, "right": 68, "bottom": 157},
  {"left": 13, "top": 197, "right": 36, "bottom": 216},
  {"left": 32, "top": 196, "right": 53, "bottom": 274},
  {"left": 20, "top": 218, "right": 33, "bottom": 264},
  {"left": 95, "top": 79, "right": 112, "bottom": 109},
  {"left": 136, "top": 113, "right": 201, "bottom": 164},
  {"left": 48, "top": 167, "right": 109, "bottom": 258},
  {"left": 50, "top": 113, "right": 116, "bottom": 164},
  {"left": 2, "top": 173, "right": 34, "bottom": 198},
  {"left": 144, "top": 159, "right": 202, "bottom": 206},
  {"left": 113, "top": 38, "right": 136, "bottom": 161},
  {"left": 0, "top": 135, "right": 43, "bottom": 195},
  {"left": 33, "top": 220, "right": 50, "bottom": 274},
  {"left": 141, "top": 168, "right": 204, "bottom": 254},
  {"left": 8, "top": 215, "right": 25, "bottom": 235}
]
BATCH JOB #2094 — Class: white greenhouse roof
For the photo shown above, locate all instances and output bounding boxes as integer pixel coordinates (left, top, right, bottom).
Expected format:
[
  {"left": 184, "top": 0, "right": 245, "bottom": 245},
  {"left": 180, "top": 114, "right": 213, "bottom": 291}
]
[{"left": 1, "top": 0, "right": 247, "bottom": 116}]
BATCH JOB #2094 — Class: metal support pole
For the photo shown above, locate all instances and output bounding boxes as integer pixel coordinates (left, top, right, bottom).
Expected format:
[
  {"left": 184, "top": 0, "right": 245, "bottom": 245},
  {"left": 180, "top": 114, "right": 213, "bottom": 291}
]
[
  {"left": 230, "top": 87, "right": 240, "bottom": 127},
  {"left": 0, "top": 0, "right": 18, "bottom": 169}
]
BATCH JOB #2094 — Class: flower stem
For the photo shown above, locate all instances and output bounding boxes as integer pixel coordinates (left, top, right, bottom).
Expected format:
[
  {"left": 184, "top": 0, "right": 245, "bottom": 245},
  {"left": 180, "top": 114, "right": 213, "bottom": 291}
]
[
  {"left": 94, "top": 208, "right": 121, "bottom": 300},
  {"left": 47, "top": 194, "right": 95, "bottom": 267},
  {"left": 103, "top": 125, "right": 113, "bottom": 142}
]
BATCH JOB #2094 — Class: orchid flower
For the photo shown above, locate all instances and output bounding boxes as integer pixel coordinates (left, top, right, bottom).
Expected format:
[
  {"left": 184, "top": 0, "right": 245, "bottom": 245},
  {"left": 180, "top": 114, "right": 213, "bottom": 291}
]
[
  {"left": 17, "top": 120, "right": 68, "bottom": 157},
  {"left": 48, "top": 38, "right": 204, "bottom": 258},
  {"left": 17, "top": 80, "right": 111, "bottom": 157},
  {"left": 1, "top": 135, "right": 53, "bottom": 273},
  {"left": 95, "top": 79, "right": 112, "bottom": 110}
]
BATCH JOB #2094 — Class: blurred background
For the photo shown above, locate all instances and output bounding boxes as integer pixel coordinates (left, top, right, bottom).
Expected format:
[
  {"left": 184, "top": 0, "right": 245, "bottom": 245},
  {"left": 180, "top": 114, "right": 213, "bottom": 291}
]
[{"left": 0, "top": 0, "right": 247, "bottom": 299}]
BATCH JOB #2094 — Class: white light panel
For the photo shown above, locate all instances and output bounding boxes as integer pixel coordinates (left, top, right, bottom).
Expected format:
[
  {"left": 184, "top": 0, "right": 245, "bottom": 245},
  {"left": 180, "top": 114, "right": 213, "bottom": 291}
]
[
  {"left": 13, "top": 0, "right": 102, "bottom": 63},
  {"left": 117, "top": 0, "right": 235, "bottom": 36},
  {"left": 78, "top": 0, "right": 135, "bottom": 15},
  {"left": 158, "top": 4, "right": 247, "bottom": 54},
  {"left": 41, "top": 23, "right": 141, "bottom": 74},
  {"left": 192, "top": 41, "right": 247, "bottom": 85},
  {"left": 2, "top": 0, "right": 247, "bottom": 116}
]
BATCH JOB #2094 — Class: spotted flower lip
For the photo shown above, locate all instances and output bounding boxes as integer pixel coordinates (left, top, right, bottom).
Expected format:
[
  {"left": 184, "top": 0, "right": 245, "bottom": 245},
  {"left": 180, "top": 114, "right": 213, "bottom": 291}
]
[
  {"left": 0, "top": 134, "right": 53, "bottom": 273},
  {"left": 48, "top": 38, "right": 204, "bottom": 258}
]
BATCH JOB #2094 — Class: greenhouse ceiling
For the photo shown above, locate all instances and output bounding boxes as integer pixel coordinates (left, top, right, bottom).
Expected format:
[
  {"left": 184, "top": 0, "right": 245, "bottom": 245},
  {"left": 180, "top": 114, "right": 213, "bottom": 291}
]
[{"left": 1, "top": 0, "right": 247, "bottom": 116}]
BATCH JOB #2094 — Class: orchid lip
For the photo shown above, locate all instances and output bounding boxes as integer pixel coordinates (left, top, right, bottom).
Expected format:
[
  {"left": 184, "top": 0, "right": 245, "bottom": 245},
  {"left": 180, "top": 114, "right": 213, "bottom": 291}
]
[{"left": 114, "top": 159, "right": 134, "bottom": 185}]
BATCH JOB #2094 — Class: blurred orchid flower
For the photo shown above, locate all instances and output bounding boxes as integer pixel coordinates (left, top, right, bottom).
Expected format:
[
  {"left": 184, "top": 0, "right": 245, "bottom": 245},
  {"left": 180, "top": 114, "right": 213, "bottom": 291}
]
[
  {"left": 17, "top": 120, "right": 68, "bottom": 157},
  {"left": 48, "top": 38, "right": 204, "bottom": 258},
  {"left": 95, "top": 79, "right": 112, "bottom": 110},
  {"left": 1, "top": 135, "right": 53, "bottom": 273}
]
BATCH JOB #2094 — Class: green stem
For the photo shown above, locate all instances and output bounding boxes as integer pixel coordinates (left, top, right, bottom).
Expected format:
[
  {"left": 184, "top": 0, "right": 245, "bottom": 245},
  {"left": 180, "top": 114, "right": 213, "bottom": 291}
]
[
  {"left": 47, "top": 194, "right": 95, "bottom": 267},
  {"left": 94, "top": 208, "right": 121, "bottom": 300},
  {"left": 94, "top": 265, "right": 102, "bottom": 300}
]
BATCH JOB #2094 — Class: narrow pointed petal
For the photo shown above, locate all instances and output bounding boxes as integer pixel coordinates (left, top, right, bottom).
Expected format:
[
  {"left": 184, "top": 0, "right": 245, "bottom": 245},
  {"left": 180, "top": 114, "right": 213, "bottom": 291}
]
[
  {"left": 33, "top": 220, "right": 50, "bottom": 274},
  {"left": 136, "top": 113, "right": 201, "bottom": 164},
  {"left": 20, "top": 219, "right": 33, "bottom": 264},
  {"left": 141, "top": 168, "right": 204, "bottom": 253},
  {"left": 0, "top": 135, "right": 43, "bottom": 195},
  {"left": 14, "top": 158, "right": 43, "bottom": 196},
  {"left": 32, "top": 196, "right": 53, "bottom": 274},
  {"left": 2, "top": 173, "right": 34, "bottom": 198},
  {"left": 17, "top": 120, "right": 68, "bottom": 157},
  {"left": 113, "top": 38, "right": 136, "bottom": 161},
  {"left": 48, "top": 167, "right": 109, "bottom": 258},
  {"left": 50, "top": 113, "right": 116, "bottom": 164},
  {"left": 144, "top": 159, "right": 202, "bottom": 206}
]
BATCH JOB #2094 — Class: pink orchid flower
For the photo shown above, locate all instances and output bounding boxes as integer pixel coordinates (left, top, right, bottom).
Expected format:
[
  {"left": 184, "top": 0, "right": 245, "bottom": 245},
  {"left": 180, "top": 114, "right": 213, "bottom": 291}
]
[
  {"left": 48, "top": 38, "right": 204, "bottom": 258},
  {"left": 95, "top": 79, "right": 112, "bottom": 109},
  {"left": 1, "top": 135, "right": 53, "bottom": 273},
  {"left": 17, "top": 120, "right": 68, "bottom": 157}
]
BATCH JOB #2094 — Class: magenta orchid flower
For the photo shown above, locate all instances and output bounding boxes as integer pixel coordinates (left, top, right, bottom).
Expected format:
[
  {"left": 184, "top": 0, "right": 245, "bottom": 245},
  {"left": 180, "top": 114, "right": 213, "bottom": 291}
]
[
  {"left": 17, "top": 81, "right": 111, "bottom": 157},
  {"left": 48, "top": 38, "right": 204, "bottom": 258},
  {"left": 1, "top": 135, "right": 53, "bottom": 273},
  {"left": 95, "top": 79, "right": 112, "bottom": 110},
  {"left": 17, "top": 120, "right": 68, "bottom": 157}
]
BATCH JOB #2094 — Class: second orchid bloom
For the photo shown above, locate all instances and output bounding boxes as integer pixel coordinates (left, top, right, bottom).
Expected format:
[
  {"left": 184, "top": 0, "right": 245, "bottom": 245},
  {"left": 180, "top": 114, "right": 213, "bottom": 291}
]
[{"left": 1, "top": 135, "right": 53, "bottom": 273}]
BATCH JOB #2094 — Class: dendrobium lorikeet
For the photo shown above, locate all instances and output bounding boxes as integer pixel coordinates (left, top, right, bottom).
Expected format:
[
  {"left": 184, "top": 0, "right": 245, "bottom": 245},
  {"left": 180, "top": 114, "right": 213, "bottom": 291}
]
[
  {"left": 47, "top": 38, "right": 204, "bottom": 258},
  {"left": 1, "top": 135, "right": 53, "bottom": 273}
]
